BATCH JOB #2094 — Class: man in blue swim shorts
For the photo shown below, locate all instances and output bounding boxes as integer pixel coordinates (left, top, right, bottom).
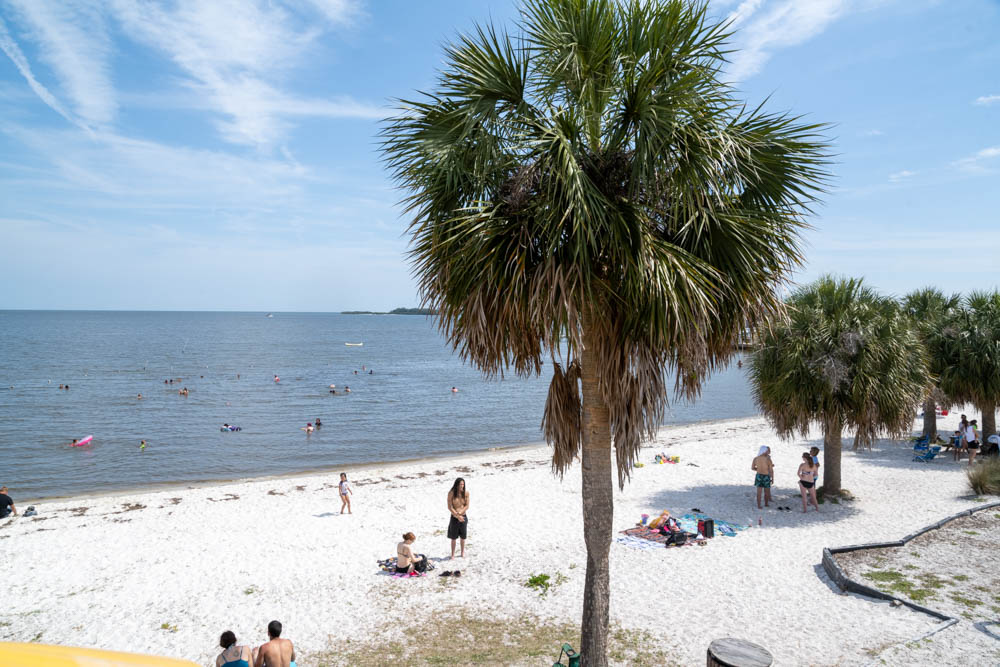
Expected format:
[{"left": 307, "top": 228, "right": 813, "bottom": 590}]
[{"left": 751, "top": 446, "right": 774, "bottom": 509}]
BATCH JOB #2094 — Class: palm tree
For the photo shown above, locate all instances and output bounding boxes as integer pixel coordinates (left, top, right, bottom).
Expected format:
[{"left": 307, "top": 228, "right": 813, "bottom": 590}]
[
  {"left": 937, "top": 291, "right": 1000, "bottom": 441},
  {"left": 381, "top": 0, "right": 829, "bottom": 661},
  {"left": 901, "top": 288, "right": 961, "bottom": 439},
  {"left": 749, "top": 276, "right": 928, "bottom": 493}
]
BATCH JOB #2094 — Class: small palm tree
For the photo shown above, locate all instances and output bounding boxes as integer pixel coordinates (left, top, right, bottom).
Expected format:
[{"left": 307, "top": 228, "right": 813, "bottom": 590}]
[
  {"left": 749, "top": 276, "right": 928, "bottom": 493},
  {"left": 381, "top": 0, "right": 829, "bottom": 661},
  {"left": 937, "top": 291, "right": 1000, "bottom": 440},
  {"left": 901, "top": 288, "right": 961, "bottom": 438}
]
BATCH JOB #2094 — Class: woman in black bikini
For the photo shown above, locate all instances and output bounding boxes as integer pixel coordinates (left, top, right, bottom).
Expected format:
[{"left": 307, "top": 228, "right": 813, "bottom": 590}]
[{"left": 797, "top": 452, "right": 819, "bottom": 513}]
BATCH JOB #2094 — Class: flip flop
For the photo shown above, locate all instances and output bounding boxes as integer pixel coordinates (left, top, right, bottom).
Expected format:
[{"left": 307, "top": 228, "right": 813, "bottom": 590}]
[
  {"left": 440, "top": 571, "right": 453, "bottom": 577},
  {"left": 453, "top": 570, "right": 462, "bottom": 577},
  {"left": 691, "top": 508, "right": 703, "bottom": 513}
]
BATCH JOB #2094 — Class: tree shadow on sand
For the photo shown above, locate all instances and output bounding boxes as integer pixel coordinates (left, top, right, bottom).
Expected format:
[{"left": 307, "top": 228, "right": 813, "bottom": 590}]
[{"left": 636, "top": 482, "right": 862, "bottom": 531}]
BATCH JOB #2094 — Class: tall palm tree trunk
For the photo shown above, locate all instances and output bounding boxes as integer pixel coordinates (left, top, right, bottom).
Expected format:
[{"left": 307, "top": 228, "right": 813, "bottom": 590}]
[
  {"left": 579, "top": 321, "right": 612, "bottom": 666},
  {"left": 922, "top": 397, "right": 937, "bottom": 439},
  {"left": 822, "top": 418, "right": 842, "bottom": 495},
  {"left": 981, "top": 402, "right": 997, "bottom": 442}
]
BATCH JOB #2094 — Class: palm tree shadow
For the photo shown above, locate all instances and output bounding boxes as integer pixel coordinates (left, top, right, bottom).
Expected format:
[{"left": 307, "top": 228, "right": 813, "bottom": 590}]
[
  {"left": 838, "top": 436, "right": 970, "bottom": 472},
  {"left": 636, "top": 482, "right": 862, "bottom": 530}
]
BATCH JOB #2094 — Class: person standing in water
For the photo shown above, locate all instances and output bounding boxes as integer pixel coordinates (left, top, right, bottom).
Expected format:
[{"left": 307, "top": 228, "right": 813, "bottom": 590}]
[
  {"left": 447, "top": 477, "right": 470, "bottom": 558},
  {"left": 751, "top": 446, "right": 774, "bottom": 509},
  {"left": 140, "top": 440, "right": 146, "bottom": 452},
  {"left": 338, "top": 473, "right": 352, "bottom": 514}
]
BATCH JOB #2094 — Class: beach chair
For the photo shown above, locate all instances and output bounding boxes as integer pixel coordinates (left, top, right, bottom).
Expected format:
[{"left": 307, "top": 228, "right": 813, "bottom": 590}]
[
  {"left": 553, "top": 643, "right": 580, "bottom": 667},
  {"left": 911, "top": 435, "right": 930, "bottom": 450},
  {"left": 913, "top": 446, "right": 941, "bottom": 463}
]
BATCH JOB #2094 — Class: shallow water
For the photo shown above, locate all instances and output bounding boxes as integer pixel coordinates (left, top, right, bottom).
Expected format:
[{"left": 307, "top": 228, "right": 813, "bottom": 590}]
[{"left": 0, "top": 311, "right": 758, "bottom": 499}]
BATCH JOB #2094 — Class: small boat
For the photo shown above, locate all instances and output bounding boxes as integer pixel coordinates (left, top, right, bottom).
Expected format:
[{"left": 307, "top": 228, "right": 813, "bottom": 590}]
[
  {"left": 345, "top": 342, "right": 363, "bottom": 347},
  {"left": 265, "top": 313, "right": 274, "bottom": 318}
]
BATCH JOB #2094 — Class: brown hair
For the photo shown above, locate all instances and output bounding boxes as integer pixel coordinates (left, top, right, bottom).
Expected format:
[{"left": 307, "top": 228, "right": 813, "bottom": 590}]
[
  {"left": 402, "top": 532, "right": 415, "bottom": 541},
  {"left": 219, "top": 630, "right": 236, "bottom": 649},
  {"left": 809, "top": 446, "right": 819, "bottom": 456},
  {"left": 802, "top": 452, "right": 813, "bottom": 465},
  {"left": 449, "top": 477, "right": 467, "bottom": 501}
]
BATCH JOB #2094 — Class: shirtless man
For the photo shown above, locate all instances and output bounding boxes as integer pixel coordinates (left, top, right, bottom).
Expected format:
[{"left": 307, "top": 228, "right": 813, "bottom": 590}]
[
  {"left": 751, "top": 446, "right": 774, "bottom": 509},
  {"left": 254, "top": 620, "right": 295, "bottom": 667}
]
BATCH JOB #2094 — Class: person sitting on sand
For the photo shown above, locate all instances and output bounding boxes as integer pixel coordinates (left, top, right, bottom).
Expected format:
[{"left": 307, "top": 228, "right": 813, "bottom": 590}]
[
  {"left": 253, "top": 620, "right": 295, "bottom": 667},
  {"left": 751, "top": 446, "right": 774, "bottom": 509},
  {"left": 216, "top": 630, "right": 252, "bottom": 667},
  {"left": 0, "top": 486, "right": 16, "bottom": 519},
  {"left": 395, "top": 532, "right": 426, "bottom": 575},
  {"left": 797, "top": 452, "right": 819, "bottom": 513}
]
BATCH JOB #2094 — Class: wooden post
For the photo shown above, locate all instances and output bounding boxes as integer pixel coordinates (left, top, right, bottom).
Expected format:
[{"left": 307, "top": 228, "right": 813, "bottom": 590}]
[{"left": 707, "top": 638, "right": 773, "bottom": 667}]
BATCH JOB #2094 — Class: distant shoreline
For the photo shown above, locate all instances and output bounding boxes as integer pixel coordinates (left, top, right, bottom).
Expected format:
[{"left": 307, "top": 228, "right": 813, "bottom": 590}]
[{"left": 341, "top": 307, "right": 437, "bottom": 315}]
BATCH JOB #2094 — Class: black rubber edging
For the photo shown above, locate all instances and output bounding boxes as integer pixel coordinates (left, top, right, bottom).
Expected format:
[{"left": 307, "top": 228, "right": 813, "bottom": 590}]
[{"left": 822, "top": 500, "right": 1000, "bottom": 623}]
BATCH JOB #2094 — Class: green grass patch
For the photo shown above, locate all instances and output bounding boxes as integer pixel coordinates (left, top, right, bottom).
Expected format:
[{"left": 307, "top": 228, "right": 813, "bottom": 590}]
[
  {"left": 949, "top": 593, "right": 983, "bottom": 609},
  {"left": 524, "top": 572, "right": 568, "bottom": 597},
  {"left": 159, "top": 622, "right": 178, "bottom": 633},
  {"left": 952, "top": 574, "right": 969, "bottom": 582},
  {"left": 903, "top": 564, "right": 918, "bottom": 570},
  {"left": 964, "top": 530, "right": 980, "bottom": 536},
  {"left": 314, "top": 612, "right": 674, "bottom": 666},
  {"left": 863, "top": 570, "right": 939, "bottom": 602},
  {"left": 863, "top": 570, "right": 906, "bottom": 584}
]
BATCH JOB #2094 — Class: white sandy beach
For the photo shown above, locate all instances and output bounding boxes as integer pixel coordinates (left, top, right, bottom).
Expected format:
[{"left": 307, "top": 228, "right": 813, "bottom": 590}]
[{"left": 1, "top": 413, "right": 997, "bottom": 666}]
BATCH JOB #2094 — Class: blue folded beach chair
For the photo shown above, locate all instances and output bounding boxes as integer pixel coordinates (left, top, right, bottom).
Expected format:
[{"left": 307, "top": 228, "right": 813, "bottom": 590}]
[
  {"left": 912, "top": 435, "right": 930, "bottom": 450},
  {"left": 913, "top": 446, "right": 941, "bottom": 463}
]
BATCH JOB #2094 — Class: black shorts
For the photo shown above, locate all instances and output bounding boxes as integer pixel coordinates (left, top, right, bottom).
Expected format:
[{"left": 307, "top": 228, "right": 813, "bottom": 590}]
[
  {"left": 395, "top": 566, "right": 409, "bottom": 574},
  {"left": 800, "top": 480, "right": 815, "bottom": 489},
  {"left": 967, "top": 441, "right": 980, "bottom": 449},
  {"left": 447, "top": 514, "right": 468, "bottom": 540}
]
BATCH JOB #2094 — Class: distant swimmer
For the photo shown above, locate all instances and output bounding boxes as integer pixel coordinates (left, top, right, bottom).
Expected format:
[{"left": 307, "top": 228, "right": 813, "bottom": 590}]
[
  {"left": 362, "top": 365, "right": 366, "bottom": 371},
  {"left": 274, "top": 375, "right": 280, "bottom": 383},
  {"left": 315, "top": 418, "right": 322, "bottom": 428},
  {"left": 329, "top": 384, "right": 336, "bottom": 389},
  {"left": 65, "top": 384, "right": 70, "bottom": 390},
  {"left": 344, "top": 386, "right": 351, "bottom": 394},
  {"left": 139, "top": 440, "right": 146, "bottom": 451},
  {"left": 330, "top": 389, "right": 338, "bottom": 395},
  {"left": 137, "top": 393, "right": 143, "bottom": 400},
  {"left": 70, "top": 439, "right": 77, "bottom": 446},
  {"left": 237, "top": 373, "right": 240, "bottom": 379},
  {"left": 353, "top": 370, "right": 358, "bottom": 375},
  {"left": 369, "top": 370, "right": 373, "bottom": 375},
  {"left": 302, "top": 423, "right": 314, "bottom": 434},
  {"left": 59, "top": 384, "right": 64, "bottom": 389},
  {"left": 451, "top": 387, "right": 458, "bottom": 393},
  {"left": 737, "top": 360, "right": 743, "bottom": 369}
]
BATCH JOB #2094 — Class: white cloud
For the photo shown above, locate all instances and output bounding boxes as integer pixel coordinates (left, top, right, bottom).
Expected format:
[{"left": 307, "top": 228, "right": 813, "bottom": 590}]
[
  {"left": 862, "top": 129, "right": 884, "bottom": 136},
  {"left": 4, "top": 0, "right": 116, "bottom": 126},
  {"left": 888, "top": 169, "right": 916, "bottom": 182},
  {"left": 974, "top": 94, "right": 1000, "bottom": 106},
  {"left": 109, "top": 0, "right": 376, "bottom": 146},
  {"left": 723, "top": 0, "right": 854, "bottom": 82},
  {"left": 953, "top": 145, "right": 1000, "bottom": 172},
  {"left": 0, "top": 16, "right": 81, "bottom": 128}
]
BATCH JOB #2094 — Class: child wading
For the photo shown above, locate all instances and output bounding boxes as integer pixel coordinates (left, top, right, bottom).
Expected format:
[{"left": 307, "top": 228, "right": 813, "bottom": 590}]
[{"left": 339, "top": 472, "right": 352, "bottom": 514}]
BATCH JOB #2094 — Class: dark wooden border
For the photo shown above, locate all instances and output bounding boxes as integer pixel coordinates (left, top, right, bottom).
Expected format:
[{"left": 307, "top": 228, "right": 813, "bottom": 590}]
[{"left": 822, "top": 500, "right": 1000, "bottom": 623}]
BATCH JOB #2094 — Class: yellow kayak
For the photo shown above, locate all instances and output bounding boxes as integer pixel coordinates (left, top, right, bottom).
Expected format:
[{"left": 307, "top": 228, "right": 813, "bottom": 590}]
[{"left": 0, "top": 642, "right": 199, "bottom": 666}]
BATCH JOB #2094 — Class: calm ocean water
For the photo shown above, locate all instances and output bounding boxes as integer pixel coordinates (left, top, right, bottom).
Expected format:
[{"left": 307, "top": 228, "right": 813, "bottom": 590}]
[{"left": 0, "top": 311, "right": 757, "bottom": 500}]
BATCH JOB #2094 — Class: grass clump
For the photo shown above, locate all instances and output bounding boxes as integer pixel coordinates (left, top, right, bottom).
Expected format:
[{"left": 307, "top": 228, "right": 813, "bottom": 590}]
[
  {"left": 949, "top": 593, "right": 983, "bottom": 609},
  {"left": 315, "top": 612, "right": 673, "bottom": 666},
  {"left": 159, "top": 622, "right": 178, "bottom": 633},
  {"left": 862, "top": 570, "right": 938, "bottom": 602},
  {"left": 525, "top": 572, "right": 568, "bottom": 597},
  {"left": 953, "top": 574, "right": 969, "bottom": 582},
  {"left": 966, "top": 459, "right": 1000, "bottom": 495}
]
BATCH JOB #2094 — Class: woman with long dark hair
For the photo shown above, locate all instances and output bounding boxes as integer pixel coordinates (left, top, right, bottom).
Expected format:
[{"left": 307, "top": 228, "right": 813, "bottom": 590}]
[{"left": 446, "top": 477, "right": 470, "bottom": 558}]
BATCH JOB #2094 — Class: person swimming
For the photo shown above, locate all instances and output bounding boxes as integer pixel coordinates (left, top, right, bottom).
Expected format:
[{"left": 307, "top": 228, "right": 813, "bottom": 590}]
[
  {"left": 344, "top": 386, "right": 351, "bottom": 393},
  {"left": 303, "top": 423, "right": 314, "bottom": 434},
  {"left": 274, "top": 375, "right": 280, "bottom": 383},
  {"left": 140, "top": 440, "right": 146, "bottom": 451},
  {"left": 137, "top": 393, "right": 143, "bottom": 400},
  {"left": 451, "top": 387, "right": 458, "bottom": 393},
  {"left": 315, "top": 418, "right": 322, "bottom": 427}
]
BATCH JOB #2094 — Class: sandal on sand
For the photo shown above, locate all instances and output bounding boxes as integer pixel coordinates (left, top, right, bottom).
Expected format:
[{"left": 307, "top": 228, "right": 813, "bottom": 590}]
[
  {"left": 691, "top": 508, "right": 703, "bottom": 513},
  {"left": 440, "top": 571, "right": 453, "bottom": 577},
  {"left": 453, "top": 570, "right": 462, "bottom": 577}
]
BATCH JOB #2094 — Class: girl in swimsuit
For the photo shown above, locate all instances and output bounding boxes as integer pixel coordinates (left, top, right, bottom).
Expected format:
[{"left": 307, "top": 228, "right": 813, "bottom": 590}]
[
  {"left": 797, "top": 452, "right": 819, "bottom": 513},
  {"left": 396, "top": 532, "right": 425, "bottom": 575}
]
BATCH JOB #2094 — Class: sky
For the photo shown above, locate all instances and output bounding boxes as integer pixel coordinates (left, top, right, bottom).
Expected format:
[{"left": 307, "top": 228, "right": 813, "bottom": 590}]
[{"left": 0, "top": 0, "right": 998, "bottom": 311}]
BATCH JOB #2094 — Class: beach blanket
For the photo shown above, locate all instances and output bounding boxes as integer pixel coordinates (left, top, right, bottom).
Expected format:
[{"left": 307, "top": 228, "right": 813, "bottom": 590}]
[
  {"left": 614, "top": 512, "right": 748, "bottom": 550},
  {"left": 377, "top": 556, "right": 436, "bottom": 577}
]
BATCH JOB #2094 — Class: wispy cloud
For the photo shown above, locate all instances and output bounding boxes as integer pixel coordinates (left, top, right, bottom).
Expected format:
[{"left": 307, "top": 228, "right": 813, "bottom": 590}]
[
  {"left": 974, "top": 94, "right": 1000, "bottom": 106},
  {"left": 953, "top": 145, "right": 1000, "bottom": 172},
  {"left": 4, "top": 0, "right": 116, "bottom": 126},
  {"left": 724, "top": 0, "right": 855, "bottom": 81},
  {"left": 888, "top": 169, "right": 916, "bottom": 182},
  {"left": 109, "top": 0, "right": 376, "bottom": 146},
  {"left": 0, "top": 16, "right": 80, "bottom": 128},
  {"left": 861, "top": 129, "right": 884, "bottom": 136}
]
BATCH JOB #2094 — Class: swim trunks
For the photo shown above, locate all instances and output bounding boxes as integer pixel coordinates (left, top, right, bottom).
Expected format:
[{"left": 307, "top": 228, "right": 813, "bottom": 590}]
[
  {"left": 754, "top": 474, "right": 772, "bottom": 488},
  {"left": 447, "top": 514, "right": 468, "bottom": 540}
]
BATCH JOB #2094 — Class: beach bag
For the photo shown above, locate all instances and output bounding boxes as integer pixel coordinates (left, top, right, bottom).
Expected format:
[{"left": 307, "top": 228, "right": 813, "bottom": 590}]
[
  {"left": 701, "top": 519, "right": 714, "bottom": 539},
  {"left": 415, "top": 555, "right": 428, "bottom": 573}
]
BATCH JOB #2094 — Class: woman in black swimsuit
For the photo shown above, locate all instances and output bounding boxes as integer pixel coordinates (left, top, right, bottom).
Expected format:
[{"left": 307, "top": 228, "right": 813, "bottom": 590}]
[{"left": 797, "top": 452, "right": 819, "bottom": 513}]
